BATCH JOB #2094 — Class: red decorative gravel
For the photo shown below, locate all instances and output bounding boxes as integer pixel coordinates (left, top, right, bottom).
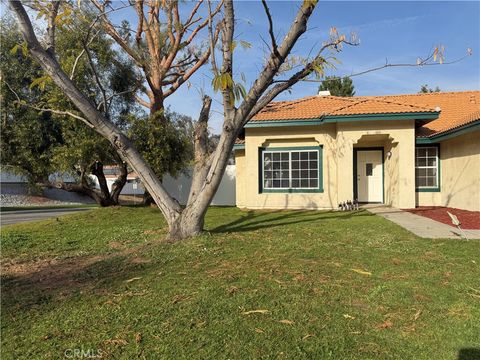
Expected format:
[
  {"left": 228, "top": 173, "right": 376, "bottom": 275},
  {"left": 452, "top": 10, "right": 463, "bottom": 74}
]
[{"left": 404, "top": 206, "right": 480, "bottom": 230}]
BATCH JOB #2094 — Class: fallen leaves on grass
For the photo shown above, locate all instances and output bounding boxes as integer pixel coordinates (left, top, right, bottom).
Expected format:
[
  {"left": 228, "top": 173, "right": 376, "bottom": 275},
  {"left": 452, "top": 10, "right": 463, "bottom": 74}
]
[
  {"left": 467, "top": 287, "right": 480, "bottom": 299},
  {"left": 302, "top": 334, "right": 314, "bottom": 340},
  {"left": 376, "top": 320, "right": 393, "bottom": 329},
  {"left": 112, "top": 290, "right": 149, "bottom": 298},
  {"left": 104, "top": 339, "right": 128, "bottom": 346},
  {"left": 227, "top": 286, "right": 239, "bottom": 295},
  {"left": 134, "top": 333, "right": 142, "bottom": 344},
  {"left": 242, "top": 309, "right": 269, "bottom": 315},
  {"left": 391, "top": 258, "right": 403, "bottom": 265},
  {"left": 171, "top": 293, "right": 196, "bottom": 304},
  {"left": 351, "top": 268, "right": 372, "bottom": 276},
  {"left": 279, "top": 319, "right": 294, "bottom": 325},
  {"left": 292, "top": 273, "right": 306, "bottom": 281},
  {"left": 255, "top": 328, "right": 264, "bottom": 333},
  {"left": 413, "top": 309, "right": 422, "bottom": 321}
]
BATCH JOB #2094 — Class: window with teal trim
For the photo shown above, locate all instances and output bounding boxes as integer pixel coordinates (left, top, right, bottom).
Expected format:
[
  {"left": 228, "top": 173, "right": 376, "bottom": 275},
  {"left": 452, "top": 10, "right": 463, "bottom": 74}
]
[
  {"left": 261, "top": 147, "right": 321, "bottom": 192},
  {"left": 415, "top": 146, "right": 439, "bottom": 189}
]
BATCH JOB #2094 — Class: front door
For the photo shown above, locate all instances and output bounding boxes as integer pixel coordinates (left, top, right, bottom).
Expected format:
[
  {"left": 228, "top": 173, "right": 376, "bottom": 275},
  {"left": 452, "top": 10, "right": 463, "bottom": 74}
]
[{"left": 356, "top": 150, "right": 383, "bottom": 203}]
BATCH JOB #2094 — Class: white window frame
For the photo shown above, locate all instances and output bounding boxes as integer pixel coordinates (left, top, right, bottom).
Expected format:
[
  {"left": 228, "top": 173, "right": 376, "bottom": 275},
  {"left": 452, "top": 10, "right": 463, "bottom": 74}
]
[
  {"left": 415, "top": 146, "right": 439, "bottom": 189},
  {"left": 262, "top": 149, "right": 320, "bottom": 190}
]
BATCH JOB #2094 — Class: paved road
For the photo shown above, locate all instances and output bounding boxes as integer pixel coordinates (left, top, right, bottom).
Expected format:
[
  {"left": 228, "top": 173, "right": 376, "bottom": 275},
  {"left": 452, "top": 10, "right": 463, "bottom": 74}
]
[{"left": 1, "top": 208, "right": 92, "bottom": 226}]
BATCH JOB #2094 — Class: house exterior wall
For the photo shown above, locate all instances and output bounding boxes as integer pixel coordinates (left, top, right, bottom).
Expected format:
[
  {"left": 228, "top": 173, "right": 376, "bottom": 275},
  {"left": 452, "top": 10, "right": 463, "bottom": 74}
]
[
  {"left": 237, "top": 120, "right": 417, "bottom": 210},
  {"left": 235, "top": 150, "right": 246, "bottom": 208},
  {"left": 337, "top": 120, "right": 416, "bottom": 209},
  {"left": 242, "top": 124, "right": 337, "bottom": 209},
  {"left": 417, "top": 130, "right": 480, "bottom": 211}
]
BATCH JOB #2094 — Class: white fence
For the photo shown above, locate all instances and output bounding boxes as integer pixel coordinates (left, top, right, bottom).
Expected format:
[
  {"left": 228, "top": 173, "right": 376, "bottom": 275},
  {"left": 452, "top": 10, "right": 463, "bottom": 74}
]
[
  {"left": 162, "top": 165, "right": 236, "bottom": 206},
  {"left": 1, "top": 165, "right": 237, "bottom": 206}
]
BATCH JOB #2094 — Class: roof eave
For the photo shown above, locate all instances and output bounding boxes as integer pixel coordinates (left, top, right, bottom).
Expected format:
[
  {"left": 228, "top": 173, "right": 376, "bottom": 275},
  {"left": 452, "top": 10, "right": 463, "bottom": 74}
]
[
  {"left": 245, "top": 112, "right": 439, "bottom": 128},
  {"left": 416, "top": 120, "right": 480, "bottom": 144}
]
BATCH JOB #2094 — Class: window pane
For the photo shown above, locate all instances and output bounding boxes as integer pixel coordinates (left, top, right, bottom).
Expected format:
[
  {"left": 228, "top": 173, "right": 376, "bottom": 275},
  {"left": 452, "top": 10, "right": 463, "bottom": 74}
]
[
  {"left": 263, "top": 149, "right": 320, "bottom": 190},
  {"left": 417, "top": 158, "right": 427, "bottom": 166},
  {"left": 415, "top": 146, "right": 439, "bottom": 188},
  {"left": 416, "top": 177, "right": 427, "bottom": 187},
  {"left": 366, "top": 163, "right": 373, "bottom": 176},
  {"left": 417, "top": 148, "right": 427, "bottom": 157}
]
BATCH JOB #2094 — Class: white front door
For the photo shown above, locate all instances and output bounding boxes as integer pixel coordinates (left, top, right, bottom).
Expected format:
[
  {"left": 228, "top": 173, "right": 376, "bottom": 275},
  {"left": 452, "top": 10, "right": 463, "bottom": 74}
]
[{"left": 356, "top": 150, "right": 383, "bottom": 203}]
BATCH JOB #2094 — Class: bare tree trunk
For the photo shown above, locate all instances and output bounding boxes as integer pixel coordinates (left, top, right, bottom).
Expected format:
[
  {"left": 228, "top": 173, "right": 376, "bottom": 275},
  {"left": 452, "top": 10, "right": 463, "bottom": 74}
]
[
  {"left": 41, "top": 169, "right": 106, "bottom": 205},
  {"left": 90, "top": 161, "right": 115, "bottom": 206},
  {"left": 110, "top": 161, "right": 128, "bottom": 205}
]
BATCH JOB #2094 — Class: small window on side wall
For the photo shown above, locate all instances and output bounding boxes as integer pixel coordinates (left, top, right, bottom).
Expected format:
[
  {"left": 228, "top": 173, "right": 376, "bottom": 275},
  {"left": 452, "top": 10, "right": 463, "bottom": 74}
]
[{"left": 415, "top": 146, "right": 440, "bottom": 191}]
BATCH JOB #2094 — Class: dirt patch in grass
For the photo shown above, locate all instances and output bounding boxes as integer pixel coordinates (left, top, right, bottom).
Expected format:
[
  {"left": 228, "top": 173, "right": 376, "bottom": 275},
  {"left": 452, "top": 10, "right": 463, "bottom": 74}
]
[
  {"left": 1, "top": 245, "right": 150, "bottom": 299},
  {"left": 405, "top": 206, "right": 480, "bottom": 229}
]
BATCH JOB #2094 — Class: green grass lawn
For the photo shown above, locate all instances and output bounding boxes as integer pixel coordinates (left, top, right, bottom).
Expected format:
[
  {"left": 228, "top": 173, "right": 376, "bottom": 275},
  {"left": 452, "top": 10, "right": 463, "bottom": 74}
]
[{"left": 1, "top": 207, "right": 479, "bottom": 359}]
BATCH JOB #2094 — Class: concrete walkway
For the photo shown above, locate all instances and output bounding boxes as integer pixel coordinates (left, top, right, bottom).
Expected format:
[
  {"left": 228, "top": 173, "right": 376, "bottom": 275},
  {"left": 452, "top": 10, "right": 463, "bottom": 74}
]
[{"left": 364, "top": 205, "right": 480, "bottom": 239}]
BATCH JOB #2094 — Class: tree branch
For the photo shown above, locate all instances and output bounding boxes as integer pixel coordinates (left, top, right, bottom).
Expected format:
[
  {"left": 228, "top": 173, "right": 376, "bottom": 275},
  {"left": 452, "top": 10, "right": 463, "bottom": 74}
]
[
  {"left": 234, "top": 0, "right": 317, "bottom": 125},
  {"left": 261, "top": 0, "right": 278, "bottom": 57},
  {"left": 8, "top": 0, "right": 183, "bottom": 217},
  {"left": 3, "top": 80, "right": 96, "bottom": 128},
  {"left": 46, "top": 1, "right": 60, "bottom": 55}
]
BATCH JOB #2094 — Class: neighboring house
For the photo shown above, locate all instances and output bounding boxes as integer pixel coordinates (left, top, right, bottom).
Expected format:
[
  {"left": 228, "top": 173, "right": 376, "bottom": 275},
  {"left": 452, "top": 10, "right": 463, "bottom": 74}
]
[
  {"left": 91, "top": 166, "right": 144, "bottom": 196},
  {"left": 234, "top": 91, "right": 480, "bottom": 211}
]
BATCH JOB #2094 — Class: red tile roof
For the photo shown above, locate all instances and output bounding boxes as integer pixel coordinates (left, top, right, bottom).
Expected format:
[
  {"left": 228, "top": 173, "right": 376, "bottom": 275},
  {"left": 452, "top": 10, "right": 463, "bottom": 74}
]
[
  {"left": 376, "top": 91, "right": 480, "bottom": 137},
  {"left": 249, "top": 91, "right": 480, "bottom": 138}
]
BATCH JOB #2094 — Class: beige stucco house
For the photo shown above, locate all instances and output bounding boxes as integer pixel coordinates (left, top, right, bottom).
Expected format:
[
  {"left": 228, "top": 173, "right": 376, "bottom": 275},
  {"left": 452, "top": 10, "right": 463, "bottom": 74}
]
[{"left": 234, "top": 91, "right": 480, "bottom": 211}]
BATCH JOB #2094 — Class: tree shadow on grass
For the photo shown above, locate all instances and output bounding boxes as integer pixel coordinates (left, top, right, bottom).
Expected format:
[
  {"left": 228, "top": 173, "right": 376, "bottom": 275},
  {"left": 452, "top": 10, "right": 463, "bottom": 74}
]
[
  {"left": 209, "top": 209, "right": 375, "bottom": 234},
  {"left": 1, "top": 248, "right": 157, "bottom": 314},
  {"left": 458, "top": 349, "right": 480, "bottom": 360}
]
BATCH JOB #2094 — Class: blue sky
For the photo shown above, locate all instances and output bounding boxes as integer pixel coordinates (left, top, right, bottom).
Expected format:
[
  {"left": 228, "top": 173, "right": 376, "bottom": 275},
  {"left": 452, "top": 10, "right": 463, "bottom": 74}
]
[
  {"left": 6, "top": 1, "right": 479, "bottom": 133},
  {"left": 163, "top": 1, "right": 480, "bottom": 133}
]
